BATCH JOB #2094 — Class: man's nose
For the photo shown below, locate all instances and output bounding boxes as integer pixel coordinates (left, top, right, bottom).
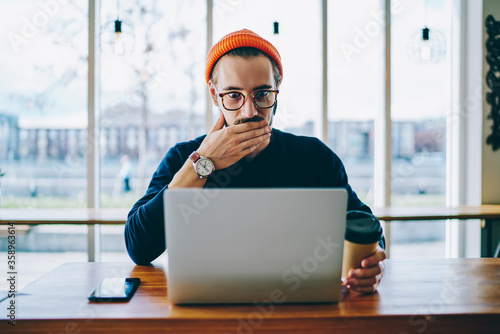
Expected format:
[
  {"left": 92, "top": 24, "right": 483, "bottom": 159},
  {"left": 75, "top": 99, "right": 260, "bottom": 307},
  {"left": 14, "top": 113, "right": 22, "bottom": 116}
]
[{"left": 240, "top": 96, "right": 259, "bottom": 118}]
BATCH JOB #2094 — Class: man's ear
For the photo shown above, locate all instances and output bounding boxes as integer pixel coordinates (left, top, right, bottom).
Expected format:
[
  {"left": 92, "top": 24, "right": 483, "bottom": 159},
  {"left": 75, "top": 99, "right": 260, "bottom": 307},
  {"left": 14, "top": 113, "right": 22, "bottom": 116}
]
[{"left": 208, "top": 81, "right": 219, "bottom": 107}]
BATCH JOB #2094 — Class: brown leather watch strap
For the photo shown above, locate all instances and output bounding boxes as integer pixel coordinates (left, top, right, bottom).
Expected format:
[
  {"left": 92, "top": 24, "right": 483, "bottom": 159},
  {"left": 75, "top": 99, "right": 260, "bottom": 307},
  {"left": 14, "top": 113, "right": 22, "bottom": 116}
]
[{"left": 189, "top": 151, "right": 200, "bottom": 163}]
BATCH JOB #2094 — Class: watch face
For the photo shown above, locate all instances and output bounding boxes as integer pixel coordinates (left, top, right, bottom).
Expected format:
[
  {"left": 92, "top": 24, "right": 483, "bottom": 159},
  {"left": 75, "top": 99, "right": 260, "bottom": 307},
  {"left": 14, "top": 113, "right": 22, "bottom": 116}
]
[{"left": 196, "top": 158, "right": 214, "bottom": 177}]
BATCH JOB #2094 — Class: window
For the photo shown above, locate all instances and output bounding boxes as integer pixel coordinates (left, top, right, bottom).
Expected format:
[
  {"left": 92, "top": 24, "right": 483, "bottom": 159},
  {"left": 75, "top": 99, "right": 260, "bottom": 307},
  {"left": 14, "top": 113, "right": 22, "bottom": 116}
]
[
  {"left": 328, "top": 0, "right": 384, "bottom": 207},
  {"left": 213, "top": 0, "right": 322, "bottom": 137},
  {"left": 390, "top": 0, "right": 451, "bottom": 258},
  {"left": 391, "top": 0, "right": 448, "bottom": 207},
  {"left": 98, "top": 0, "right": 206, "bottom": 261},
  {"left": 0, "top": 0, "right": 89, "bottom": 288},
  {"left": 99, "top": 0, "right": 206, "bottom": 209},
  {"left": 0, "top": 0, "right": 88, "bottom": 208}
]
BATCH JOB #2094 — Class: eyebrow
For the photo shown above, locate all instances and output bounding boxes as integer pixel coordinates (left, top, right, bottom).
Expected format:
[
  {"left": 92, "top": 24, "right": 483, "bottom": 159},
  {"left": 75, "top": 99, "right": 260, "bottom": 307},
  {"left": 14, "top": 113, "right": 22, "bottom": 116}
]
[{"left": 221, "top": 84, "right": 274, "bottom": 91}]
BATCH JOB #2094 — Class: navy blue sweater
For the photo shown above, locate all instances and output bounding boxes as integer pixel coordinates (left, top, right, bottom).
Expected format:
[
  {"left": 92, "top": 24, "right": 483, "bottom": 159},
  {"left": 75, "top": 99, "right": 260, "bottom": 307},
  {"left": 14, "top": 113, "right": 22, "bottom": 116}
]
[{"left": 125, "top": 129, "right": 374, "bottom": 265}]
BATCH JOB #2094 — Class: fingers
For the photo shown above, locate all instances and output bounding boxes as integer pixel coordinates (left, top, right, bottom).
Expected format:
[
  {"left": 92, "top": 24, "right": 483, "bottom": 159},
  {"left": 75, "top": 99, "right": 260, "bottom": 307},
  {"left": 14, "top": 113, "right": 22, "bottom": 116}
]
[
  {"left": 346, "top": 276, "right": 377, "bottom": 288},
  {"left": 239, "top": 132, "right": 271, "bottom": 153},
  {"left": 345, "top": 261, "right": 384, "bottom": 294},
  {"left": 347, "top": 264, "right": 382, "bottom": 280},
  {"left": 346, "top": 272, "right": 381, "bottom": 294},
  {"left": 223, "top": 120, "right": 270, "bottom": 151},
  {"left": 238, "top": 125, "right": 272, "bottom": 143},
  {"left": 222, "top": 132, "right": 270, "bottom": 159},
  {"left": 361, "top": 248, "right": 387, "bottom": 268},
  {"left": 232, "top": 120, "right": 269, "bottom": 134},
  {"left": 345, "top": 273, "right": 381, "bottom": 294},
  {"left": 208, "top": 128, "right": 270, "bottom": 164},
  {"left": 208, "top": 112, "right": 226, "bottom": 134},
  {"left": 346, "top": 282, "right": 379, "bottom": 294},
  {"left": 199, "top": 117, "right": 270, "bottom": 169}
]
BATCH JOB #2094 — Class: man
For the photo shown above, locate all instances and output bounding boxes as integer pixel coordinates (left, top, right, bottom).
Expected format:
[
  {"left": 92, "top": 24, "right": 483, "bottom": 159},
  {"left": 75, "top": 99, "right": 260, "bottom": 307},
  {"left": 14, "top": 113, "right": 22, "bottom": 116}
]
[{"left": 125, "top": 29, "right": 386, "bottom": 294}]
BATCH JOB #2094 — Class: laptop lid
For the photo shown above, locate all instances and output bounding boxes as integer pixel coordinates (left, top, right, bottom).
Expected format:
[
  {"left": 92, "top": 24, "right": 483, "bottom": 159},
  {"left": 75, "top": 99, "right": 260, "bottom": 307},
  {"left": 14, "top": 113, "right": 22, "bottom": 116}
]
[{"left": 164, "top": 188, "right": 347, "bottom": 304}]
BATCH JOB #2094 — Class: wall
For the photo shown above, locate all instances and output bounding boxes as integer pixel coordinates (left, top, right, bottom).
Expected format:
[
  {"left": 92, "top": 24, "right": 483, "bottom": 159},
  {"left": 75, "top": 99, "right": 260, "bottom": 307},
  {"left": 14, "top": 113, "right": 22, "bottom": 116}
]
[
  {"left": 482, "top": 0, "right": 500, "bottom": 257},
  {"left": 482, "top": 0, "right": 500, "bottom": 205}
]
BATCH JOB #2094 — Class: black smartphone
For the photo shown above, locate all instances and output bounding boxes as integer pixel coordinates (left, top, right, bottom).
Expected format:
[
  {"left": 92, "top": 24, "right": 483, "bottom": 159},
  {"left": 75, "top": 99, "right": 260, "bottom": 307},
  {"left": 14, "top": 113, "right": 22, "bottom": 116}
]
[{"left": 88, "top": 277, "right": 141, "bottom": 302}]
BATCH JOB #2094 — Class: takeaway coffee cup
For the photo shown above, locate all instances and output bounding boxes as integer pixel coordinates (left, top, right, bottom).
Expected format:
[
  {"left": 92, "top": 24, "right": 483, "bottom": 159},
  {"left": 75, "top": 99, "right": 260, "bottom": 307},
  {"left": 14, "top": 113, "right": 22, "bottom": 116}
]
[{"left": 341, "top": 210, "right": 383, "bottom": 278}]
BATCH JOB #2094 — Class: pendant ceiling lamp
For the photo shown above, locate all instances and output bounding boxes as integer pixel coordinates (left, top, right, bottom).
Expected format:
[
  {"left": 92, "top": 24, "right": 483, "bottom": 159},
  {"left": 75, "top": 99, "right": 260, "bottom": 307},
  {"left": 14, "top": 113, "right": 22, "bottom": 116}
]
[
  {"left": 114, "top": 0, "right": 124, "bottom": 55},
  {"left": 407, "top": 0, "right": 446, "bottom": 64}
]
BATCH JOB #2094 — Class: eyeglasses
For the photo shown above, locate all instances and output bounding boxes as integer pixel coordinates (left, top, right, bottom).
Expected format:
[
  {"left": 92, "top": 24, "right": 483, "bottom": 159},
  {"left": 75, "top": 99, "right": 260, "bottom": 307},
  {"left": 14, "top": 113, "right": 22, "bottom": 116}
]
[{"left": 214, "top": 86, "right": 279, "bottom": 111}]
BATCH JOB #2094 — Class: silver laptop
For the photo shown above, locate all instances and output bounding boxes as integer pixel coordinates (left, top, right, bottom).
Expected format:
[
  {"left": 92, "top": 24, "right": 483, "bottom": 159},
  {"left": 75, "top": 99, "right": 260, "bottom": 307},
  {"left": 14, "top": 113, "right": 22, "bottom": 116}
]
[{"left": 164, "top": 188, "right": 347, "bottom": 304}]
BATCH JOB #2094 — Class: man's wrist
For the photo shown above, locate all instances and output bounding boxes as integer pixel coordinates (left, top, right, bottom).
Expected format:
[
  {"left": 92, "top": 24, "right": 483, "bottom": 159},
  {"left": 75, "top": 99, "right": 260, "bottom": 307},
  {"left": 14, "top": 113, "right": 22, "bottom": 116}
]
[{"left": 189, "top": 151, "right": 215, "bottom": 178}]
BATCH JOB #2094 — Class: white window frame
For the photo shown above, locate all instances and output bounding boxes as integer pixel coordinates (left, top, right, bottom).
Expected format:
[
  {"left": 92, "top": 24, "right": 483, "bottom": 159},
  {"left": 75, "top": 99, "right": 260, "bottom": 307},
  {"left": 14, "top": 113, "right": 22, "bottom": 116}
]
[
  {"left": 88, "top": 0, "right": 101, "bottom": 262},
  {"left": 445, "top": 0, "right": 482, "bottom": 258}
]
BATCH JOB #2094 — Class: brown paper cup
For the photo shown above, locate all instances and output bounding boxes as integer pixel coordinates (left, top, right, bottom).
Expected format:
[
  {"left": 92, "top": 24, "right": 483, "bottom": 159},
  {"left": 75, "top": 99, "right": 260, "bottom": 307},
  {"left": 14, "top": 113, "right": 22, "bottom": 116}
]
[{"left": 341, "top": 240, "right": 378, "bottom": 278}]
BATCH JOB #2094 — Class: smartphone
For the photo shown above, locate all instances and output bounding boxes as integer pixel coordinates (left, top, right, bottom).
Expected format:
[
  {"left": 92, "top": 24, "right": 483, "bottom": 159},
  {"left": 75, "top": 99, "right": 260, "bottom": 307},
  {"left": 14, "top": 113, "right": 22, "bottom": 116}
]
[{"left": 88, "top": 277, "right": 141, "bottom": 302}]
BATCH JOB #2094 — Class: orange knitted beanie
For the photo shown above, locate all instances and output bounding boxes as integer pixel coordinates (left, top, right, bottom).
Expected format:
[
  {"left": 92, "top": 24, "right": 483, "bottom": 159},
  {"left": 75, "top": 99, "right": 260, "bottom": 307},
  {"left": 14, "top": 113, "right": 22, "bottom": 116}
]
[{"left": 205, "top": 29, "right": 283, "bottom": 84}]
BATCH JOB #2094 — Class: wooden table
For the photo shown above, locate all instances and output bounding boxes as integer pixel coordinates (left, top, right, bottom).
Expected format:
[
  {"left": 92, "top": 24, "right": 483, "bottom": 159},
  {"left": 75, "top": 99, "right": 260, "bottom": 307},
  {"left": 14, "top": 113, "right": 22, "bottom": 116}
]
[{"left": 1, "top": 259, "right": 499, "bottom": 333}]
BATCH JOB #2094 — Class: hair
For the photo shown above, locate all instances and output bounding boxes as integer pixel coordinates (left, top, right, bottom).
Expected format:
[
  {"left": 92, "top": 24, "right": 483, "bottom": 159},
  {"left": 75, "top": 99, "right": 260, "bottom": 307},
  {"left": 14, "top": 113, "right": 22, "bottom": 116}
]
[{"left": 209, "top": 47, "right": 281, "bottom": 87}]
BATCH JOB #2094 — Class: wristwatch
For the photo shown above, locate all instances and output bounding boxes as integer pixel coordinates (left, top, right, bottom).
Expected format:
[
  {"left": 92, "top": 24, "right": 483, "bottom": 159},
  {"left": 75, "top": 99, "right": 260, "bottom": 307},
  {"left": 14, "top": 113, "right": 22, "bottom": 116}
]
[{"left": 189, "top": 151, "right": 215, "bottom": 178}]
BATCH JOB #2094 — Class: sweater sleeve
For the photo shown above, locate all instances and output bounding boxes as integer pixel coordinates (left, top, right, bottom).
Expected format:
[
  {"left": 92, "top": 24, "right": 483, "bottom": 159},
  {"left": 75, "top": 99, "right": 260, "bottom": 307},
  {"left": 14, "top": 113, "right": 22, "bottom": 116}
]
[
  {"left": 320, "top": 143, "right": 385, "bottom": 249},
  {"left": 333, "top": 160, "right": 372, "bottom": 214},
  {"left": 333, "top": 159, "right": 386, "bottom": 249},
  {"left": 315, "top": 140, "right": 371, "bottom": 213},
  {"left": 124, "top": 145, "right": 185, "bottom": 265}
]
